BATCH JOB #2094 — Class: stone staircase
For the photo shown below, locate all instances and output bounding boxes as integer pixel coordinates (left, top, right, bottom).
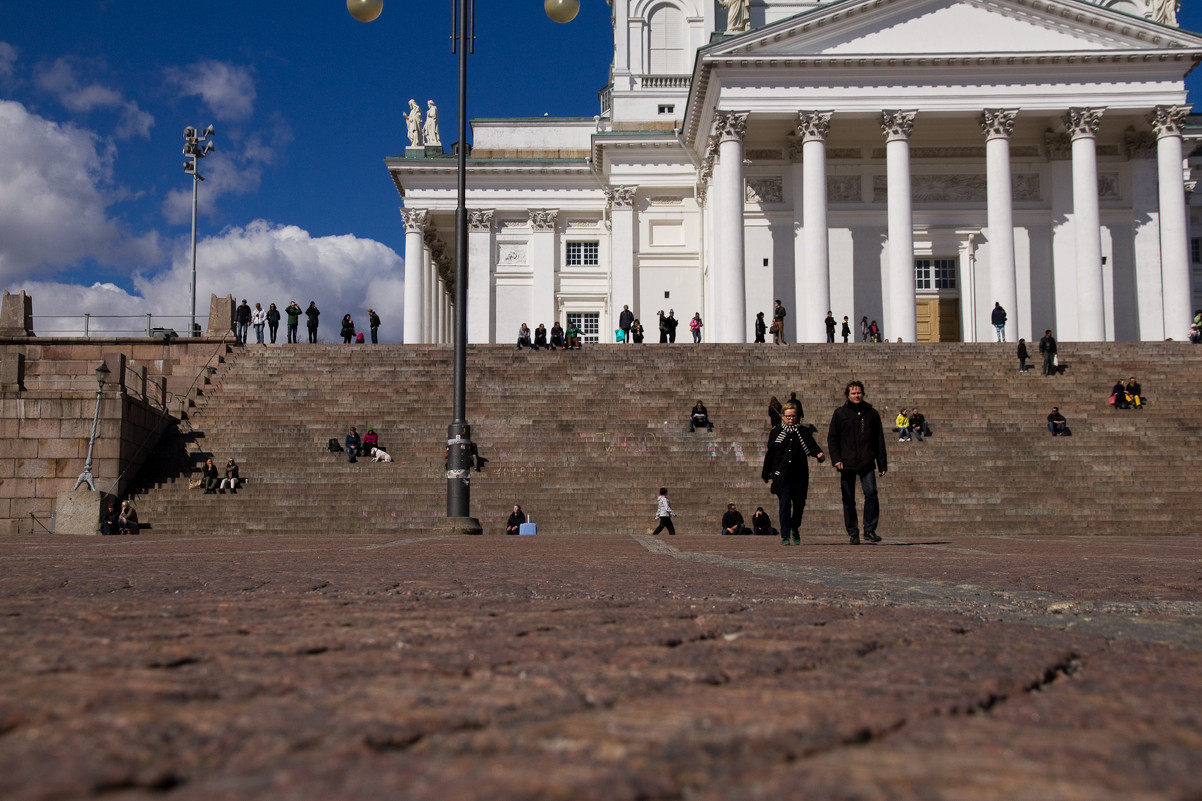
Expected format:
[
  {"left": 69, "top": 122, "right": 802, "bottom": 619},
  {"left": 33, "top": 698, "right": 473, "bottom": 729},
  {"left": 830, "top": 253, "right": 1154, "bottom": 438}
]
[{"left": 128, "top": 341, "right": 1202, "bottom": 538}]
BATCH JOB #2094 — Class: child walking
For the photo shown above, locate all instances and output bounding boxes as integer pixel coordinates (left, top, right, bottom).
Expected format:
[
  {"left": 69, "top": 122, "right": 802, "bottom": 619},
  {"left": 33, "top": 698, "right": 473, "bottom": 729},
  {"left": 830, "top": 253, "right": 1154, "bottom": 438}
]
[{"left": 652, "top": 487, "right": 676, "bottom": 535}]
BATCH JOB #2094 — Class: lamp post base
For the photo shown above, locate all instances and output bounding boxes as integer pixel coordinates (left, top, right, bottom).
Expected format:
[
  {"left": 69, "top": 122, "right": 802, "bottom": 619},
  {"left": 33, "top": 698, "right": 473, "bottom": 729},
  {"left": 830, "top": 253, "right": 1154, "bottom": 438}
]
[{"left": 434, "top": 517, "right": 484, "bottom": 536}]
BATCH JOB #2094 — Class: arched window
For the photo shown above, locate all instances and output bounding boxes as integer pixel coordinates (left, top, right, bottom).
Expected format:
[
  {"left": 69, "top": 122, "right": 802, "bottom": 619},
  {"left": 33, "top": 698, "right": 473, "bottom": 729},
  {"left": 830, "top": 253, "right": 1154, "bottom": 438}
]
[{"left": 648, "top": 5, "right": 686, "bottom": 74}]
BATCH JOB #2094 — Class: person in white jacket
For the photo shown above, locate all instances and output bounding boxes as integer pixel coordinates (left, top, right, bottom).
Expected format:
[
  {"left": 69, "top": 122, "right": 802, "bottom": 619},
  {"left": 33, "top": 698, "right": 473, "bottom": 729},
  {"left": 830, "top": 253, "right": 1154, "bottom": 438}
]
[
  {"left": 251, "top": 303, "right": 267, "bottom": 345},
  {"left": 652, "top": 488, "right": 676, "bottom": 535}
]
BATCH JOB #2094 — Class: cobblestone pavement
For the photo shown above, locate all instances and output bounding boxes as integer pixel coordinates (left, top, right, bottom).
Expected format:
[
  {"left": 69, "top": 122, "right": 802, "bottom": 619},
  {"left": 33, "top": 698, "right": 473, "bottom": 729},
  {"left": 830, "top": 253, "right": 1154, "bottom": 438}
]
[{"left": 2, "top": 531, "right": 1200, "bottom": 801}]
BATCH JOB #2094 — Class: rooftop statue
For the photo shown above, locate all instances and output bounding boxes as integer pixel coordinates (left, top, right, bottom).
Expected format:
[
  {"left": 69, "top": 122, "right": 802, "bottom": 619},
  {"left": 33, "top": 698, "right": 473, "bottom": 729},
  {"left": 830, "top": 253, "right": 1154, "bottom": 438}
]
[
  {"left": 423, "top": 100, "right": 441, "bottom": 147},
  {"left": 719, "top": 0, "right": 749, "bottom": 34},
  {"left": 1148, "top": 0, "right": 1180, "bottom": 27},
  {"left": 404, "top": 99, "right": 424, "bottom": 148}
]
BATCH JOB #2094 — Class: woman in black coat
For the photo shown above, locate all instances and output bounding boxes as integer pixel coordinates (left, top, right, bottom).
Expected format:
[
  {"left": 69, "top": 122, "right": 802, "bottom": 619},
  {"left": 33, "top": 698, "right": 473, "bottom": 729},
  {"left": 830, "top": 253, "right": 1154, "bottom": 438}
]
[{"left": 761, "top": 401, "right": 824, "bottom": 546}]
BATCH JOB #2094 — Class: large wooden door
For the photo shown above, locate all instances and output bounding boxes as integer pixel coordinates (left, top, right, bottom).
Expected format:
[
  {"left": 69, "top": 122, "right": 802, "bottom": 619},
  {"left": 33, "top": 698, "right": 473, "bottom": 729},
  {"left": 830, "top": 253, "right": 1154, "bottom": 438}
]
[{"left": 915, "top": 297, "right": 961, "bottom": 342}]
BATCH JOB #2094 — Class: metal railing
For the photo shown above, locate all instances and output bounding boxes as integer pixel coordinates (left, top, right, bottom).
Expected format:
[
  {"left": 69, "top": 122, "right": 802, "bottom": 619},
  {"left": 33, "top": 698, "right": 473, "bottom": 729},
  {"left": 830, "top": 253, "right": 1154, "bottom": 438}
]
[{"left": 28, "top": 314, "right": 204, "bottom": 339}]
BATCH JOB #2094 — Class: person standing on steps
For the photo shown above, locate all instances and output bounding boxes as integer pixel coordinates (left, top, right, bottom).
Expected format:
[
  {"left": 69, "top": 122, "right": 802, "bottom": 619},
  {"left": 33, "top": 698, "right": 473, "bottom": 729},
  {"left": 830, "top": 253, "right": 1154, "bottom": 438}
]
[
  {"left": 368, "top": 308, "right": 381, "bottom": 344},
  {"left": 827, "top": 380, "right": 887, "bottom": 546},
  {"left": 825, "top": 311, "right": 836, "bottom": 343},
  {"left": 754, "top": 312, "right": 767, "bottom": 343},
  {"left": 690, "top": 312, "right": 703, "bottom": 343},
  {"left": 1039, "top": 329, "right": 1057, "bottom": 376},
  {"left": 285, "top": 301, "right": 302, "bottom": 344},
  {"left": 860, "top": 315, "right": 870, "bottom": 342},
  {"left": 992, "top": 302, "right": 1008, "bottom": 342},
  {"left": 664, "top": 310, "right": 679, "bottom": 343},
  {"left": 235, "top": 299, "right": 251, "bottom": 345},
  {"left": 251, "top": 302, "right": 267, "bottom": 345},
  {"left": 1017, "top": 337, "right": 1030, "bottom": 372},
  {"left": 266, "top": 303, "right": 281, "bottom": 344},
  {"left": 341, "top": 314, "right": 356, "bottom": 344},
  {"left": 841, "top": 315, "right": 851, "bottom": 343},
  {"left": 305, "top": 301, "right": 320, "bottom": 343},
  {"left": 651, "top": 488, "right": 676, "bottom": 535},
  {"left": 762, "top": 400, "right": 825, "bottom": 546},
  {"left": 619, "top": 305, "right": 633, "bottom": 345},
  {"left": 772, "top": 300, "right": 787, "bottom": 345}
]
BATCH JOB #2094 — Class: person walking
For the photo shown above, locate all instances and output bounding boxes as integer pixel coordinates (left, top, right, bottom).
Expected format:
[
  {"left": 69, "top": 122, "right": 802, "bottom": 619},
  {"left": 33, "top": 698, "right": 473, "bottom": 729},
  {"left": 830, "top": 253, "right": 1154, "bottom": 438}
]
[
  {"left": 651, "top": 488, "right": 676, "bottom": 535},
  {"left": 1017, "top": 338, "right": 1030, "bottom": 372},
  {"left": 235, "top": 299, "right": 251, "bottom": 345},
  {"left": 368, "top": 309, "right": 381, "bottom": 344},
  {"left": 305, "top": 302, "right": 320, "bottom": 343},
  {"left": 991, "top": 302, "right": 1008, "bottom": 342},
  {"left": 1039, "top": 329, "right": 1057, "bottom": 375},
  {"left": 827, "top": 380, "right": 888, "bottom": 545},
  {"left": 762, "top": 400, "right": 825, "bottom": 546}
]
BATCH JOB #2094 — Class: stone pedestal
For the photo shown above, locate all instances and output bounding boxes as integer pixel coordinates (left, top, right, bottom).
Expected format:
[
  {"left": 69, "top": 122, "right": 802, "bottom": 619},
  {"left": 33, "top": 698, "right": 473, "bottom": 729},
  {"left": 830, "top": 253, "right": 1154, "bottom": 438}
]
[
  {"left": 405, "top": 146, "right": 429, "bottom": 159},
  {"left": 1, "top": 353, "right": 24, "bottom": 392},
  {"left": 0, "top": 290, "right": 34, "bottom": 337},
  {"left": 55, "top": 490, "right": 113, "bottom": 536},
  {"left": 205, "top": 294, "right": 235, "bottom": 338}
]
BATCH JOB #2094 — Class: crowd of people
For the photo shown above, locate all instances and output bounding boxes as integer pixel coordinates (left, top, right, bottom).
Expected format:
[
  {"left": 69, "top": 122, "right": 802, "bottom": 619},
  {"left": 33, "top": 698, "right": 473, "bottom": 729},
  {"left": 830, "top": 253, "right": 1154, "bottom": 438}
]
[
  {"left": 516, "top": 321, "right": 584, "bottom": 349},
  {"left": 233, "top": 299, "right": 381, "bottom": 345}
]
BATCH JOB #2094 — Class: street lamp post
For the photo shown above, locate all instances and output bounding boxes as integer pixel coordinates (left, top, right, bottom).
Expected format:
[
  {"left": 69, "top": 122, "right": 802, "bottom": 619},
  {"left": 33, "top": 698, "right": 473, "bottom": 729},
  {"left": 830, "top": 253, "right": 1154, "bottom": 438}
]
[
  {"left": 183, "top": 125, "right": 215, "bottom": 338},
  {"left": 348, "top": 0, "right": 578, "bottom": 533},
  {"left": 73, "top": 362, "right": 111, "bottom": 492}
]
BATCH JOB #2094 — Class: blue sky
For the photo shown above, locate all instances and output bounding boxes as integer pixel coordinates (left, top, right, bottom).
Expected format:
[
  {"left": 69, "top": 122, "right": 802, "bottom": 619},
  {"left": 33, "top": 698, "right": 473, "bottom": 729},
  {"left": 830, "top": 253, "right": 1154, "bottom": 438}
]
[
  {"left": 0, "top": 0, "right": 611, "bottom": 340},
  {"left": 1, "top": 1, "right": 1201, "bottom": 341}
]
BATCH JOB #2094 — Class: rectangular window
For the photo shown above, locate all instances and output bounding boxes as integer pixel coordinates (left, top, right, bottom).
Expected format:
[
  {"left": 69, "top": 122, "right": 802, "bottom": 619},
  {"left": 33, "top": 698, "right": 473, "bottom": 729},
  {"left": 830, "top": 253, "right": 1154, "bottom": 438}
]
[
  {"left": 914, "top": 258, "right": 957, "bottom": 290},
  {"left": 567, "top": 312, "right": 601, "bottom": 344},
  {"left": 658, "top": 104, "right": 675, "bottom": 115},
  {"left": 1192, "top": 238, "right": 1201, "bottom": 264},
  {"left": 566, "top": 241, "right": 599, "bottom": 266}
]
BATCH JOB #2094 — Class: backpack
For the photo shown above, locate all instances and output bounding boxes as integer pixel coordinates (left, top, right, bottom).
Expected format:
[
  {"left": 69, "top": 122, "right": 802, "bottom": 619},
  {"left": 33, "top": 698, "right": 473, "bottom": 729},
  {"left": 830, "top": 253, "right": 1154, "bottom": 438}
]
[{"left": 327, "top": 438, "right": 341, "bottom": 452}]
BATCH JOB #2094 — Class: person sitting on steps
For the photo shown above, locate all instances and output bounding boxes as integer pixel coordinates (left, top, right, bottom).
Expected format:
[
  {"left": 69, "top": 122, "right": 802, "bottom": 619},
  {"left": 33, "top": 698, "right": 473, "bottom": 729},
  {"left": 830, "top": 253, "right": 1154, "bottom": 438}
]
[
  {"left": 219, "top": 458, "right": 241, "bottom": 493},
  {"left": 689, "top": 401, "right": 714, "bottom": 433},
  {"left": 201, "top": 457, "right": 220, "bottom": 494}
]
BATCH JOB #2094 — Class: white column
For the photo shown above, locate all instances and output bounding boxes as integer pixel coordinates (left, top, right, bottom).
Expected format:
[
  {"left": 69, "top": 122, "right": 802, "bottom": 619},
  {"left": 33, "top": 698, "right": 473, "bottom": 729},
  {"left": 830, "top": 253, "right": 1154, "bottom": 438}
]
[
  {"left": 434, "top": 273, "right": 445, "bottom": 343},
  {"left": 530, "top": 210, "right": 558, "bottom": 328},
  {"left": 1151, "top": 104, "right": 1193, "bottom": 336},
  {"left": 713, "top": 112, "right": 749, "bottom": 343},
  {"left": 401, "top": 209, "right": 427, "bottom": 344},
  {"left": 467, "top": 209, "right": 494, "bottom": 343},
  {"left": 1126, "top": 130, "right": 1164, "bottom": 340},
  {"left": 422, "top": 233, "right": 438, "bottom": 343},
  {"left": 882, "top": 110, "right": 917, "bottom": 343},
  {"left": 1046, "top": 133, "right": 1077, "bottom": 338},
  {"left": 797, "top": 111, "right": 832, "bottom": 343},
  {"left": 1067, "top": 107, "right": 1106, "bottom": 341},
  {"left": 609, "top": 187, "right": 637, "bottom": 331},
  {"left": 982, "top": 109, "right": 1019, "bottom": 341}
]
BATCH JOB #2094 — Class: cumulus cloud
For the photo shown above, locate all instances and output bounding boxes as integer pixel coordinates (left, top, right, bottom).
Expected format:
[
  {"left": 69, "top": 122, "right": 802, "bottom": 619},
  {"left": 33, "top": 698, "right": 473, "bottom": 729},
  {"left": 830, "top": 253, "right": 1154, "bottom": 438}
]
[
  {"left": 16, "top": 222, "right": 406, "bottom": 342},
  {"left": 0, "top": 100, "right": 161, "bottom": 285},
  {"left": 165, "top": 60, "right": 256, "bottom": 121},
  {"left": 33, "top": 57, "right": 153, "bottom": 139}
]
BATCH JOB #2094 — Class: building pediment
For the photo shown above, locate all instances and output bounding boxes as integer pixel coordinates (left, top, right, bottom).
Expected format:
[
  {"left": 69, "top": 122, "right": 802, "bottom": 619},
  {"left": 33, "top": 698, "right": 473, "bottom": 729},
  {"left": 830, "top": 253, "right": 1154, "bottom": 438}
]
[{"left": 705, "top": 0, "right": 1202, "bottom": 59}]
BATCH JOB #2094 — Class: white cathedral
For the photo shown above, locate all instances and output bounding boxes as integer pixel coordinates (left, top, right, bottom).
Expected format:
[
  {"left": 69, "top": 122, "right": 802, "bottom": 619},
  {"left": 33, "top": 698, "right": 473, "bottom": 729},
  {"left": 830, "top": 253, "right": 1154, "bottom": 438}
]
[{"left": 388, "top": 0, "right": 1202, "bottom": 344}]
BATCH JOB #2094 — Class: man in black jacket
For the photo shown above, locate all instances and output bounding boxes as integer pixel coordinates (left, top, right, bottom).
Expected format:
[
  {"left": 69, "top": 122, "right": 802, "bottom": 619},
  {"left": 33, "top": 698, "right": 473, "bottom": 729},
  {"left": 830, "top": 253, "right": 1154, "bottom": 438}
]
[
  {"left": 762, "top": 401, "right": 825, "bottom": 546},
  {"left": 827, "top": 380, "right": 887, "bottom": 545},
  {"left": 1039, "top": 329, "right": 1057, "bottom": 376},
  {"left": 720, "top": 503, "right": 745, "bottom": 535}
]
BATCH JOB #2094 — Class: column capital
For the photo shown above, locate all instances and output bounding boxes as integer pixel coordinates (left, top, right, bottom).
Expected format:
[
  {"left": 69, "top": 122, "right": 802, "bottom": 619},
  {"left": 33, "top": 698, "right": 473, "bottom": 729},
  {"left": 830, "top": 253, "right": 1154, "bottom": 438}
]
[
  {"left": 529, "top": 209, "right": 558, "bottom": 231},
  {"left": 1065, "top": 107, "right": 1104, "bottom": 140},
  {"left": 980, "top": 109, "right": 1018, "bottom": 140},
  {"left": 606, "top": 186, "right": 637, "bottom": 209},
  {"left": 713, "top": 111, "right": 748, "bottom": 144},
  {"left": 467, "top": 209, "right": 494, "bottom": 233},
  {"left": 881, "top": 110, "right": 916, "bottom": 142},
  {"left": 401, "top": 207, "right": 429, "bottom": 233},
  {"left": 1149, "top": 104, "right": 1191, "bottom": 139},
  {"left": 796, "top": 110, "right": 833, "bottom": 143}
]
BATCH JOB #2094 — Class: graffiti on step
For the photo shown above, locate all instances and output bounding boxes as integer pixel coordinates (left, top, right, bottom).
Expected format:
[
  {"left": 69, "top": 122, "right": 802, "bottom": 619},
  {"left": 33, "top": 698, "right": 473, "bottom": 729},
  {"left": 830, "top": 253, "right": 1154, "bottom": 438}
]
[{"left": 569, "top": 431, "right": 751, "bottom": 464}]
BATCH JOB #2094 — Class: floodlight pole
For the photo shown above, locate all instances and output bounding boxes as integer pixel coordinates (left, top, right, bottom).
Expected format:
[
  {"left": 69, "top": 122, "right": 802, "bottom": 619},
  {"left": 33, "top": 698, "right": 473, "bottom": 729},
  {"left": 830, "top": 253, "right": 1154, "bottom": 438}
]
[
  {"left": 183, "top": 125, "right": 215, "bottom": 337},
  {"left": 73, "top": 362, "right": 110, "bottom": 492}
]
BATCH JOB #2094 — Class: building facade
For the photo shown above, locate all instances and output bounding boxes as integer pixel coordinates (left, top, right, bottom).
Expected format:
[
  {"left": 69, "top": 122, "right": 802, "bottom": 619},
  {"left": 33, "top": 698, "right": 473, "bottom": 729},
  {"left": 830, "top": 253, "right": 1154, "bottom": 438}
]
[{"left": 388, "top": 0, "right": 1202, "bottom": 344}]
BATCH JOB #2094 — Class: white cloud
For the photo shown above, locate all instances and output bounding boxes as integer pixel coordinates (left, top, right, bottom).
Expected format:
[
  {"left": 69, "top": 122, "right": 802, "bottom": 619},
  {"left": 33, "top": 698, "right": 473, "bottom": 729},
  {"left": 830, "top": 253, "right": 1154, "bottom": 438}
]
[
  {"left": 165, "top": 60, "right": 256, "bottom": 121},
  {"left": 15, "top": 221, "right": 406, "bottom": 342},
  {"left": 33, "top": 57, "right": 153, "bottom": 139},
  {"left": 0, "top": 100, "right": 162, "bottom": 284}
]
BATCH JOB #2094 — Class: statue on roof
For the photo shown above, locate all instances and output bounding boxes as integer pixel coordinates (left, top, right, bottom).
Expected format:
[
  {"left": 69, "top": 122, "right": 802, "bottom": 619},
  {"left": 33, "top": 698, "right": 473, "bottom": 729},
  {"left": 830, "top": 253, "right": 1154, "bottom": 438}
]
[
  {"left": 720, "top": 0, "right": 750, "bottom": 34},
  {"left": 1148, "top": 0, "right": 1180, "bottom": 26},
  {"left": 404, "top": 99, "right": 424, "bottom": 148},
  {"left": 423, "top": 100, "right": 441, "bottom": 146}
]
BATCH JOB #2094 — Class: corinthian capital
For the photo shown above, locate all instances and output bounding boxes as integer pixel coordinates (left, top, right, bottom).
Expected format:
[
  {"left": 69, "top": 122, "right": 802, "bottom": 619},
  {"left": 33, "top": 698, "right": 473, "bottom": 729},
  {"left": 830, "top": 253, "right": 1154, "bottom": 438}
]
[
  {"left": 606, "top": 186, "right": 636, "bottom": 209},
  {"left": 1149, "top": 105, "right": 1191, "bottom": 139},
  {"left": 1065, "top": 107, "right": 1104, "bottom": 140},
  {"left": 797, "top": 111, "right": 833, "bottom": 143},
  {"left": 980, "top": 109, "right": 1018, "bottom": 140},
  {"left": 529, "top": 209, "right": 558, "bottom": 231},
  {"left": 713, "top": 111, "right": 748, "bottom": 144},
  {"left": 467, "top": 209, "right": 494, "bottom": 233},
  {"left": 400, "top": 208, "right": 429, "bottom": 233},
  {"left": 881, "top": 110, "right": 916, "bottom": 142}
]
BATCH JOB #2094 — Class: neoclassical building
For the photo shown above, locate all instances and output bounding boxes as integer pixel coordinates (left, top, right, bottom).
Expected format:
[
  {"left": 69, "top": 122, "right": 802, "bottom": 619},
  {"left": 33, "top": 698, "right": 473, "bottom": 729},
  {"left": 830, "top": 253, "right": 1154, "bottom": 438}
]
[{"left": 388, "top": 0, "right": 1202, "bottom": 344}]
